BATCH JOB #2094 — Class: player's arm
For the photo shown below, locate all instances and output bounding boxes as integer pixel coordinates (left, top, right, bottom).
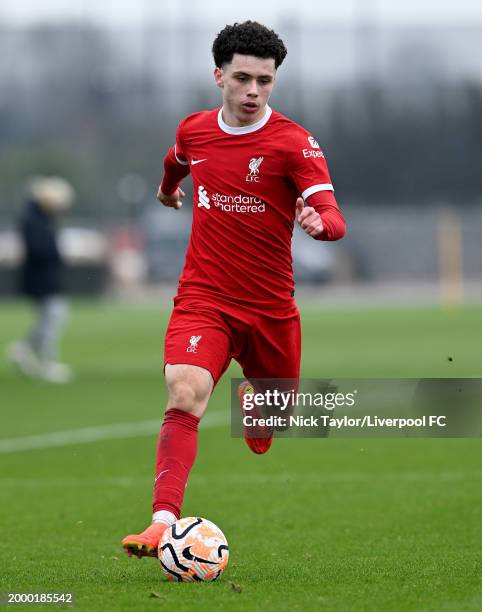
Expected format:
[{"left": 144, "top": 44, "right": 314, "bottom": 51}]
[
  {"left": 296, "top": 191, "right": 346, "bottom": 241},
  {"left": 286, "top": 128, "right": 346, "bottom": 240},
  {"left": 157, "top": 120, "right": 191, "bottom": 210}
]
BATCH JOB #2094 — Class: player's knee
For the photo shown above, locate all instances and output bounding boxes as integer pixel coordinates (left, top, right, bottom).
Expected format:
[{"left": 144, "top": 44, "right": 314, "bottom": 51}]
[
  {"left": 166, "top": 377, "right": 211, "bottom": 416},
  {"left": 167, "top": 379, "right": 198, "bottom": 411},
  {"left": 165, "top": 364, "right": 212, "bottom": 415}
]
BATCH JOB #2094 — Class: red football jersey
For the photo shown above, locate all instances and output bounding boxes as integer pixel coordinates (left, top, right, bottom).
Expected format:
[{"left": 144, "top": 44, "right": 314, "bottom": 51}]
[{"left": 169, "top": 106, "right": 338, "bottom": 310}]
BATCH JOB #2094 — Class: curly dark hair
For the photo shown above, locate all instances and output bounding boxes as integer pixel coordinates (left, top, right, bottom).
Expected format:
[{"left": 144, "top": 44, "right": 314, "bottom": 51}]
[{"left": 212, "top": 21, "right": 287, "bottom": 69}]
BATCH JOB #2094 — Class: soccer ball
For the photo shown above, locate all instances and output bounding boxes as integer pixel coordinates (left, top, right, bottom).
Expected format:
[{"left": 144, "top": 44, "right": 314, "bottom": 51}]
[{"left": 158, "top": 517, "right": 229, "bottom": 582}]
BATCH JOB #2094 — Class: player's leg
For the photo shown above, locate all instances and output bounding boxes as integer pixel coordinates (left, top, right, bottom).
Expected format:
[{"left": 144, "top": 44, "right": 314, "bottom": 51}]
[
  {"left": 239, "top": 310, "right": 301, "bottom": 454},
  {"left": 151, "top": 363, "right": 213, "bottom": 519},
  {"left": 122, "top": 363, "right": 214, "bottom": 558},
  {"left": 122, "top": 301, "right": 231, "bottom": 558}
]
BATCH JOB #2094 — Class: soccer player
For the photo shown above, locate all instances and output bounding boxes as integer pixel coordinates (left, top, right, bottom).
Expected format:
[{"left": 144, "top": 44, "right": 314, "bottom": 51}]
[{"left": 122, "top": 20, "right": 345, "bottom": 558}]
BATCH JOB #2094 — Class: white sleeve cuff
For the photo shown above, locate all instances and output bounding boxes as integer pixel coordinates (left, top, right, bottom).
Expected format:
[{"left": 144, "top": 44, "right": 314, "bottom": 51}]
[
  {"left": 302, "top": 183, "right": 334, "bottom": 199},
  {"left": 174, "top": 144, "right": 189, "bottom": 166}
]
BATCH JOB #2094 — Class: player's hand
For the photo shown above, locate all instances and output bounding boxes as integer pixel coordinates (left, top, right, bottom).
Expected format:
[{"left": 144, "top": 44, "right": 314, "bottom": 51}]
[
  {"left": 157, "top": 187, "right": 185, "bottom": 210},
  {"left": 296, "top": 197, "right": 324, "bottom": 238}
]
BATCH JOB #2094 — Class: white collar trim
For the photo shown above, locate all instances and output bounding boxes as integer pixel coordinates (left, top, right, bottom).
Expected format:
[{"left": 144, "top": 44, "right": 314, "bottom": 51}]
[{"left": 217, "top": 105, "right": 272, "bottom": 135}]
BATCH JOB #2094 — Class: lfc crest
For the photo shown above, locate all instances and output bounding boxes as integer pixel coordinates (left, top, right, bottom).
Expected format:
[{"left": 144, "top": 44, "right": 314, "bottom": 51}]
[{"left": 246, "top": 156, "right": 264, "bottom": 182}]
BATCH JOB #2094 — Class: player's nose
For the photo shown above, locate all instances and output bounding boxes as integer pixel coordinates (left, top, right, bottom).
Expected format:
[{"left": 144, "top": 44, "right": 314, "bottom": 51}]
[{"left": 246, "top": 79, "right": 259, "bottom": 97}]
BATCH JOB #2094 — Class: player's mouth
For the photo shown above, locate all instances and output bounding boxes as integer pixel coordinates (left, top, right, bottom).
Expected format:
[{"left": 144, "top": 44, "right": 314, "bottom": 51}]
[{"left": 241, "top": 102, "right": 259, "bottom": 113}]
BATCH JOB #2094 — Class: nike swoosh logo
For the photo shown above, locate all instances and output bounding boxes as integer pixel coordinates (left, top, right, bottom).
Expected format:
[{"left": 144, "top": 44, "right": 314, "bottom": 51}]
[
  {"left": 182, "top": 546, "right": 218, "bottom": 565},
  {"left": 155, "top": 469, "right": 169, "bottom": 482},
  {"left": 191, "top": 158, "right": 207, "bottom": 165}
]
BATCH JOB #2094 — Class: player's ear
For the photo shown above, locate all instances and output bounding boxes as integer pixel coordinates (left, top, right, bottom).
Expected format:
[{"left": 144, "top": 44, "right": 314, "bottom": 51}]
[{"left": 214, "top": 67, "right": 224, "bottom": 89}]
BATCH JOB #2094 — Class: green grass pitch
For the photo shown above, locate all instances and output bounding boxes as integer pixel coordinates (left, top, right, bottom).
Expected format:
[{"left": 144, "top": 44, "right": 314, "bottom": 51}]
[{"left": 0, "top": 301, "right": 481, "bottom": 611}]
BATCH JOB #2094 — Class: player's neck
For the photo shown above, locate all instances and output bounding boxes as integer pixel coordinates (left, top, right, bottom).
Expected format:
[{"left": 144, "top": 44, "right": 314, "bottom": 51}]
[{"left": 221, "top": 104, "right": 269, "bottom": 128}]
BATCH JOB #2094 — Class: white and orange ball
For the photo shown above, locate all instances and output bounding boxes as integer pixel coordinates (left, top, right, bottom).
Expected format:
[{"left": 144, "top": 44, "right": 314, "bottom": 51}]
[{"left": 158, "top": 517, "right": 229, "bottom": 582}]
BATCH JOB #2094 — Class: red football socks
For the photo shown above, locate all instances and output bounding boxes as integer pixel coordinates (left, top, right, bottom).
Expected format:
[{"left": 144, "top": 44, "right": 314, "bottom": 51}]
[{"left": 152, "top": 408, "right": 200, "bottom": 518}]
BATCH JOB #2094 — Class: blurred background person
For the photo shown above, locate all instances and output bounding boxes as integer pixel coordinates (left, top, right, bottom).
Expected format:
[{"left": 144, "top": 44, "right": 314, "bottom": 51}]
[{"left": 7, "top": 176, "right": 75, "bottom": 384}]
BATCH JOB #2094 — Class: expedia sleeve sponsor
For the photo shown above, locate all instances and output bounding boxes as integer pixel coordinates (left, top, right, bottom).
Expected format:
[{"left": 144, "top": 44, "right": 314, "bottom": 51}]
[{"left": 286, "top": 129, "right": 334, "bottom": 196}]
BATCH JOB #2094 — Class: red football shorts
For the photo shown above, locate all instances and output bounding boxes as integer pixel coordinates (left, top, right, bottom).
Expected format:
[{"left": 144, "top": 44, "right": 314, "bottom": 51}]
[{"left": 164, "top": 296, "right": 301, "bottom": 384}]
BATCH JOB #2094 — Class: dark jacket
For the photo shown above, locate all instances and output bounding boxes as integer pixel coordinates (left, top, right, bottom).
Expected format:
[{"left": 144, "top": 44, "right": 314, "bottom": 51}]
[{"left": 19, "top": 200, "right": 64, "bottom": 298}]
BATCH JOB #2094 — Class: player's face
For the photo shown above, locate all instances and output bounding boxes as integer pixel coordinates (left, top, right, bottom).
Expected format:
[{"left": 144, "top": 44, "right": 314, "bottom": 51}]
[{"left": 214, "top": 54, "right": 276, "bottom": 126}]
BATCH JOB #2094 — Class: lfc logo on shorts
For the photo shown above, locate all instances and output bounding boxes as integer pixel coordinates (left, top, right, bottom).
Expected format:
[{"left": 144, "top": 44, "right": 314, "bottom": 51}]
[
  {"left": 246, "top": 156, "right": 263, "bottom": 182},
  {"left": 186, "top": 335, "right": 202, "bottom": 353}
]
